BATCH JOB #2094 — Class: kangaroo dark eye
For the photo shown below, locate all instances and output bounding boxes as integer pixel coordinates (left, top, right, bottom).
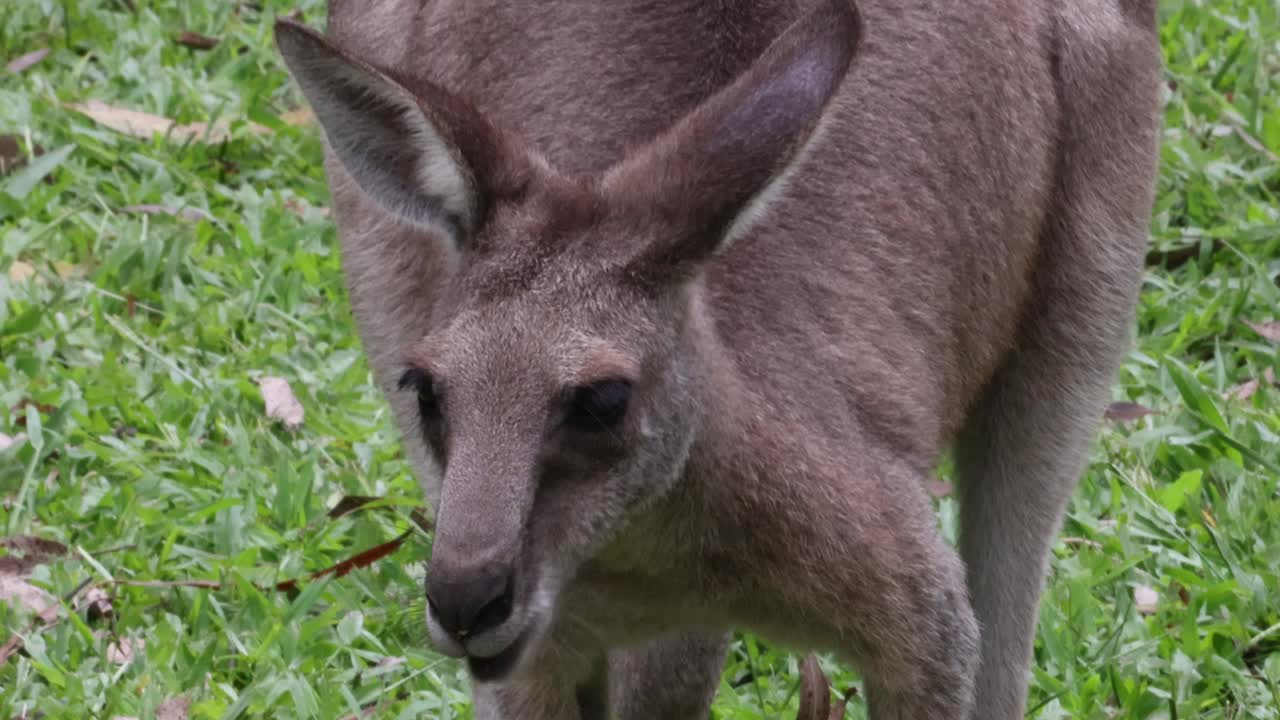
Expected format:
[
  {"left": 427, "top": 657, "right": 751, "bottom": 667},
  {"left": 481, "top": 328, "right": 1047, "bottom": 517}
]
[
  {"left": 564, "top": 379, "right": 632, "bottom": 433},
  {"left": 398, "top": 367, "right": 441, "bottom": 421}
]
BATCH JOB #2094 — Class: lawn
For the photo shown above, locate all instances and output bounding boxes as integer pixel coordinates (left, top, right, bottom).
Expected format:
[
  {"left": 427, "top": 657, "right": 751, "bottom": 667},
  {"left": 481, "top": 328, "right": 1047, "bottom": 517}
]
[{"left": 1, "top": 1, "right": 1278, "bottom": 718}]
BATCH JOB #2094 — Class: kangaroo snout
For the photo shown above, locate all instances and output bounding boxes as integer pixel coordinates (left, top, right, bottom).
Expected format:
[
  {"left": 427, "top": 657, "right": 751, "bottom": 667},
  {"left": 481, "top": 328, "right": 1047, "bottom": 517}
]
[
  {"left": 425, "top": 559, "right": 516, "bottom": 643},
  {"left": 425, "top": 551, "right": 535, "bottom": 684}
]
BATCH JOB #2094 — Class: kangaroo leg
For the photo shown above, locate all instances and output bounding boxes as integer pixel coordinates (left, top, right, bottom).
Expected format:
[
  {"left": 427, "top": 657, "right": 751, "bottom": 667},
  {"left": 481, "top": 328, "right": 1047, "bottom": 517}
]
[
  {"left": 855, "top": 527, "right": 978, "bottom": 720},
  {"left": 955, "top": 4, "right": 1161, "bottom": 719},
  {"left": 609, "top": 629, "right": 729, "bottom": 720},
  {"left": 763, "top": 458, "right": 978, "bottom": 719}
]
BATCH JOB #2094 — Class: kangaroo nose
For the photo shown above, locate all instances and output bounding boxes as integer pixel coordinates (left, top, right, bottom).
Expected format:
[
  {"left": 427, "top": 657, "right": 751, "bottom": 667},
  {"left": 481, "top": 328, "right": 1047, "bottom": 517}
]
[{"left": 426, "top": 563, "right": 515, "bottom": 640}]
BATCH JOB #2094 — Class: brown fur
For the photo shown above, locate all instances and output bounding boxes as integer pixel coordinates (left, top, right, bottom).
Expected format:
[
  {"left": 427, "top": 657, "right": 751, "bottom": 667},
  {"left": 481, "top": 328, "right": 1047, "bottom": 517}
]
[{"left": 276, "top": 0, "right": 1162, "bottom": 717}]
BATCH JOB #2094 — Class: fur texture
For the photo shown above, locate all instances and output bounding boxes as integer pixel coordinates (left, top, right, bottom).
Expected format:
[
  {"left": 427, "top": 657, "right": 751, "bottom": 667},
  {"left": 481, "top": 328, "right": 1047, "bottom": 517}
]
[{"left": 276, "top": 0, "right": 1163, "bottom": 717}]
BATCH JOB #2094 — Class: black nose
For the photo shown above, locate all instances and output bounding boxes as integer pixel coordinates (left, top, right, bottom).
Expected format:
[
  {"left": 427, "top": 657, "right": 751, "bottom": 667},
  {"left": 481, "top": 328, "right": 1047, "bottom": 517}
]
[{"left": 426, "top": 564, "right": 515, "bottom": 639}]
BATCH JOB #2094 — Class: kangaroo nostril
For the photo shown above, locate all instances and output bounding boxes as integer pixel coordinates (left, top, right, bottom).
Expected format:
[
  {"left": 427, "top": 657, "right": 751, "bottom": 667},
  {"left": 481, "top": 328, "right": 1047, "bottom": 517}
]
[
  {"left": 470, "top": 578, "right": 514, "bottom": 637},
  {"left": 425, "top": 567, "right": 515, "bottom": 640}
]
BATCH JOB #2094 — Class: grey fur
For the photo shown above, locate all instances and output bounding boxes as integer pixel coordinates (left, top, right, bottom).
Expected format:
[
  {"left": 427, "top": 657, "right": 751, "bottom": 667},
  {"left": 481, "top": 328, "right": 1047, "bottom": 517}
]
[{"left": 275, "top": 0, "right": 1162, "bottom": 717}]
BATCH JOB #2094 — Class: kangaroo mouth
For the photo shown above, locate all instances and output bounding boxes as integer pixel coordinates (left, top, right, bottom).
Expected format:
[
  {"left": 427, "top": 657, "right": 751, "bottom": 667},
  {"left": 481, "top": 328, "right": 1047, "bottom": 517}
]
[{"left": 466, "top": 628, "right": 529, "bottom": 683}]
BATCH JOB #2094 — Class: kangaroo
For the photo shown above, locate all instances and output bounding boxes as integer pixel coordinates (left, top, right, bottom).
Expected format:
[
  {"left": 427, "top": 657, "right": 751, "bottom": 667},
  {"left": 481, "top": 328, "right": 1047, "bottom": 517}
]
[{"left": 274, "top": 0, "right": 1162, "bottom": 716}]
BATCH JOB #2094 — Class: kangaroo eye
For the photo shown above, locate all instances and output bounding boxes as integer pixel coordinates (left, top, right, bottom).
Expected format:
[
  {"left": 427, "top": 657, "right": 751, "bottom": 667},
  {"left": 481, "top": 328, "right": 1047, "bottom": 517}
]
[
  {"left": 564, "top": 379, "right": 632, "bottom": 433},
  {"left": 398, "top": 367, "right": 441, "bottom": 421}
]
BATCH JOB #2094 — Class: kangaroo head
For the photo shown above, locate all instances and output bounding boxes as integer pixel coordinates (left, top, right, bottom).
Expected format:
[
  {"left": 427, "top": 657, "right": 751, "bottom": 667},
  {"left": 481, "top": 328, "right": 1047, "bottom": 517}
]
[{"left": 275, "top": 0, "right": 859, "bottom": 680}]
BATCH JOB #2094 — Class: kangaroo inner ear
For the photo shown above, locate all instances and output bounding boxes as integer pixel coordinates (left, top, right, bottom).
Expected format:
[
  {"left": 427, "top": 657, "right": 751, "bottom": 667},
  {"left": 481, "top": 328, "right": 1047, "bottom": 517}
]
[
  {"left": 275, "top": 20, "right": 490, "bottom": 244},
  {"left": 604, "top": 0, "right": 861, "bottom": 270}
]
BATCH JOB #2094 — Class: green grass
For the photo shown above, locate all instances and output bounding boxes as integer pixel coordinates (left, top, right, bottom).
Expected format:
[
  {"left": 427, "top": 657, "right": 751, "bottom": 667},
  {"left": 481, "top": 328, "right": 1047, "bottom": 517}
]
[{"left": 1, "top": 1, "right": 1277, "bottom": 718}]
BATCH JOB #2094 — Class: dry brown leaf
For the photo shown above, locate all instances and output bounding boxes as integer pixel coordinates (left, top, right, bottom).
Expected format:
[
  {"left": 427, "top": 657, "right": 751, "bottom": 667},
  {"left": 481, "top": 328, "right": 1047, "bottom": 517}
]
[
  {"left": 53, "top": 261, "right": 85, "bottom": 279},
  {"left": 0, "top": 432, "right": 26, "bottom": 451},
  {"left": 1060, "top": 536, "right": 1103, "bottom": 550},
  {"left": 1104, "top": 402, "right": 1156, "bottom": 423},
  {"left": 6, "top": 48, "right": 49, "bottom": 74},
  {"left": 1245, "top": 321, "right": 1280, "bottom": 344},
  {"left": 0, "top": 135, "right": 23, "bottom": 174},
  {"left": 0, "top": 576, "right": 59, "bottom": 623},
  {"left": 281, "top": 107, "right": 315, "bottom": 126},
  {"left": 796, "top": 654, "right": 832, "bottom": 720},
  {"left": 1133, "top": 585, "right": 1159, "bottom": 615},
  {"left": 283, "top": 196, "right": 330, "bottom": 219},
  {"left": 1229, "top": 378, "right": 1261, "bottom": 402},
  {"left": 106, "top": 636, "right": 144, "bottom": 665},
  {"left": 7, "top": 261, "right": 35, "bottom": 283},
  {"left": 830, "top": 688, "right": 854, "bottom": 720},
  {"left": 1, "top": 536, "right": 68, "bottom": 562},
  {"left": 328, "top": 495, "right": 385, "bottom": 519},
  {"left": 259, "top": 376, "right": 305, "bottom": 430},
  {"left": 11, "top": 399, "right": 56, "bottom": 425},
  {"left": 1146, "top": 238, "right": 1224, "bottom": 270},
  {"left": 1226, "top": 367, "right": 1277, "bottom": 402},
  {"left": 68, "top": 100, "right": 270, "bottom": 144},
  {"left": 1202, "top": 507, "right": 1218, "bottom": 530},
  {"left": 925, "top": 479, "right": 952, "bottom": 498},
  {"left": 157, "top": 696, "right": 190, "bottom": 720},
  {"left": 78, "top": 586, "right": 113, "bottom": 622},
  {"left": 175, "top": 31, "right": 219, "bottom": 51}
]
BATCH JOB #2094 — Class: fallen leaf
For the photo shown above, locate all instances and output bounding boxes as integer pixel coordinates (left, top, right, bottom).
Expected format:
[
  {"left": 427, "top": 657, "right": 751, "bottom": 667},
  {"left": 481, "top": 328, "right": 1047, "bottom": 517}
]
[
  {"left": 281, "top": 107, "right": 315, "bottom": 126},
  {"left": 6, "top": 48, "right": 49, "bottom": 74},
  {"left": 1, "top": 536, "right": 68, "bottom": 563},
  {"left": 78, "top": 586, "right": 113, "bottom": 622},
  {"left": 156, "top": 696, "right": 190, "bottom": 720},
  {"left": 1201, "top": 506, "right": 1218, "bottom": 530},
  {"left": 376, "top": 655, "right": 406, "bottom": 670},
  {"left": 0, "top": 135, "right": 36, "bottom": 175},
  {"left": 1145, "top": 238, "right": 1224, "bottom": 270},
  {"left": 1133, "top": 585, "right": 1159, "bottom": 615},
  {"left": 53, "top": 261, "right": 84, "bottom": 279},
  {"left": 106, "top": 636, "right": 144, "bottom": 665},
  {"left": 0, "top": 433, "right": 27, "bottom": 451},
  {"left": 925, "top": 480, "right": 952, "bottom": 498},
  {"left": 0, "top": 577, "right": 59, "bottom": 623},
  {"left": 328, "top": 495, "right": 385, "bottom": 519},
  {"left": 0, "top": 634, "right": 23, "bottom": 665},
  {"left": 1060, "top": 536, "right": 1103, "bottom": 550},
  {"left": 175, "top": 31, "right": 219, "bottom": 51},
  {"left": 259, "top": 376, "right": 305, "bottom": 430},
  {"left": 11, "top": 399, "right": 57, "bottom": 426},
  {"left": 68, "top": 100, "right": 270, "bottom": 144},
  {"left": 829, "top": 689, "right": 853, "bottom": 720},
  {"left": 283, "top": 196, "right": 329, "bottom": 218},
  {"left": 796, "top": 654, "right": 832, "bottom": 720},
  {"left": 1228, "top": 378, "right": 1261, "bottom": 402},
  {"left": 1226, "top": 368, "right": 1277, "bottom": 402},
  {"left": 410, "top": 509, "right": 434, "bottom": 533},
  {"left": 1104, "top": 402, "right": 1156, "bottom": 423},
  {"left": 3, "top": 143, "right": 73, "bottom": 199},
  {"left": 6, "top": 261, "right": 34, "bottom": 283},
  {"left": 1245, "top": 321, "right": 1280, "bottom": 344},
  {"left": 275, "top": 529, "right": 412, "bottom": 592},
  {"left": 122, "top": 204, "right": 213, "bottom": 223}
]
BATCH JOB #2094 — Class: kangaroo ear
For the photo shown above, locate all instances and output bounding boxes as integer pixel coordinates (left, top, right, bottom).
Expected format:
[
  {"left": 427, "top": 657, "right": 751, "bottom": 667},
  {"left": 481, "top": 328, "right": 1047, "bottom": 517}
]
[
  {"left": 275, "top": 20, "right": 516, "bottom": 246},
  {"left": 604, "top": 0, "right": 860, "bottom": 272}
]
